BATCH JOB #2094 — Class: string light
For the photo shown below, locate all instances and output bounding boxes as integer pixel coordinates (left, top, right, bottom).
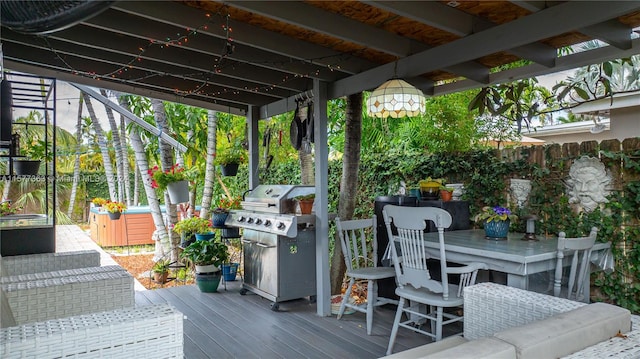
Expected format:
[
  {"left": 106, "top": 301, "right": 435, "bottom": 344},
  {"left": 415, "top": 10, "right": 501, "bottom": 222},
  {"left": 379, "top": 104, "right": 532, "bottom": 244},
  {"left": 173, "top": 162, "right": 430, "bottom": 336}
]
[{"left": 39, "top": 11, "right": 363, "bottom": 101}]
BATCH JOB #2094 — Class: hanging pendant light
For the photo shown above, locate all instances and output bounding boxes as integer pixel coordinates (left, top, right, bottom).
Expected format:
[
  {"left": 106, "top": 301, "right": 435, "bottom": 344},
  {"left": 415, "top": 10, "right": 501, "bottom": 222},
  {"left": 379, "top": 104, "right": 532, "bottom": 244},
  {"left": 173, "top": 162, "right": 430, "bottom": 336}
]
[{"left": 366, "top": 78, "right": 426, "bottom": 119}]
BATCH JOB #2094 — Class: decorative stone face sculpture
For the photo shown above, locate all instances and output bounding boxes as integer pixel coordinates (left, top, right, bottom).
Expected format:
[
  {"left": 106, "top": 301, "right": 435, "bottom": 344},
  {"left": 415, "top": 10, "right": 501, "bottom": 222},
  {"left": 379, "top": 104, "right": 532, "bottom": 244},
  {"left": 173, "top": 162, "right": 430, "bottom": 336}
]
[
  {"left": 566, "top": 156, "right": 611, "bottom": 213},
  {"left": 510, "top": 179, "right": 531, "bottom": 208}
]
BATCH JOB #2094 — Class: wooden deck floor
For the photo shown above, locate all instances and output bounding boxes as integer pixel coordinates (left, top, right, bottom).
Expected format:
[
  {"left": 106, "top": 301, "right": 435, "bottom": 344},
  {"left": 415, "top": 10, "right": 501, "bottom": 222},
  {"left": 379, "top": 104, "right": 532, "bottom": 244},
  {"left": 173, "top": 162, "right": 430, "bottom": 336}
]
[{"left": 135, "top": 281, "right": 437, "bottom": 359}]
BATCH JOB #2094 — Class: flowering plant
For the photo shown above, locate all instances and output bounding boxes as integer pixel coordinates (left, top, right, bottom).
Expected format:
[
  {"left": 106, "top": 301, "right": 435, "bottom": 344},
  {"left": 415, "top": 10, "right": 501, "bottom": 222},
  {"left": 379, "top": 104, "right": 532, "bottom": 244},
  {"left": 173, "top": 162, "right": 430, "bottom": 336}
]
[
  {"left": 0, "top": 201, "right": 22, "bottom": 216},
  {"left": 213, "top": 196, "right": 242, "bottom": 213},
  {"left": 475, "top": 206, "right": 518, "bottom": 223},
  {"left": 216, "top": 138, "right": 246, "bottom": 165},
  {"left": 103, "top": 201, "right": 127, "bottom": 213},
  {"left": 147, "top": 164, "right": 192, "bottom": 191},
  {"left": 173, "top": 217, "right": 213, "bottom": 235},
  {"left": 92, "top": 197, "right": 108, "bottom": 206}
]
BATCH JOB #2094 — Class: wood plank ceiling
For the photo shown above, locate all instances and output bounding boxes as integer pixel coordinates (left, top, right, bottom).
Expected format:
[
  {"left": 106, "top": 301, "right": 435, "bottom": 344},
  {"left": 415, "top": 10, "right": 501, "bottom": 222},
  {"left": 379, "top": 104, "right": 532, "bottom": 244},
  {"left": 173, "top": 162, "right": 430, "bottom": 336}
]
[{"left": 2, "top": 1, "right": 640, "bottom": 117}]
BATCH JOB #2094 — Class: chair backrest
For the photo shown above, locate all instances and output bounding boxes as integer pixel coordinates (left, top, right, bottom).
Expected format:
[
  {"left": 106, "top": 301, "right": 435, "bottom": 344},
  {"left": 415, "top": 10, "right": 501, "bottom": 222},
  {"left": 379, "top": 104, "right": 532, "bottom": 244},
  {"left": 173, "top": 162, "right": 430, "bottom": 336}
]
[
  {"left": 382, "top": 205, "right": 454, "bottom": 299},
  {"left": 336, "top": 217, "right": 378, "bottom": 271},
  {"left": 554, "top": 227, "right": 598, "bottom": 301}
]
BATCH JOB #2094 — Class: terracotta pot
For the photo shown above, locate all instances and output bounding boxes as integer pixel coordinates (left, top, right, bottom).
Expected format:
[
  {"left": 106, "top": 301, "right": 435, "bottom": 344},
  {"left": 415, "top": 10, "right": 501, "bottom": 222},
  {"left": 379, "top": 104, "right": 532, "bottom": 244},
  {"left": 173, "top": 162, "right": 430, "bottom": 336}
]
[
  {"left": 298, "top": 199, "right": 314, "bottom": 214},
  {"left": 440, "top": 190, "right": 453, "bottom": 202}
]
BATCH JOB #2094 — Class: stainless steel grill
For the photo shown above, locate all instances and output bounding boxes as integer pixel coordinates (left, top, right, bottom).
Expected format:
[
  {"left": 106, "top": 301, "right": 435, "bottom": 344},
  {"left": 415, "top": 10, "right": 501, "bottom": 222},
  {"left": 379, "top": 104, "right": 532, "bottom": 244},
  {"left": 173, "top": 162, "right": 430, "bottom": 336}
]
[{"left": 225, "top": 185, "right": 316, "bottom": 311}]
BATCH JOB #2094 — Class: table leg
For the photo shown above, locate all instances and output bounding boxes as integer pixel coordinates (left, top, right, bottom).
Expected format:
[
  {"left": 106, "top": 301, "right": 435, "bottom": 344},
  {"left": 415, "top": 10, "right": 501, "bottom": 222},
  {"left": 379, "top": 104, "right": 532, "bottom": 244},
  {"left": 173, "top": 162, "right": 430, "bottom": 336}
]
[{"left": 507, "top": 274, "right": 528, "bottom": 289}]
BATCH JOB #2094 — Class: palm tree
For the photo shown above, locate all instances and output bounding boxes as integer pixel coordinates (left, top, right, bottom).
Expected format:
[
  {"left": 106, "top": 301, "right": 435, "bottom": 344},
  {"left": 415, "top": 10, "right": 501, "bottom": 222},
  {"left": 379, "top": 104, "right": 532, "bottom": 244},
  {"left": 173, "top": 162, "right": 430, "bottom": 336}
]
[
  {"left": 329, "top": 93, "right": 362, "bottom": 295},
  {"left": 101, "top": 89, "right": 127, "bottom": 203},
  {"left": 67, "top": 92, "right": 84, "bottom": 218},
  {"left": 199, "top": 110, "right": 218, "bottom": 219},
  {"left": 119, "top": 94, "right": 172, "bottom": 260},
  {"left": 82, "top": 92, "right": 117, "bottom": 201},
  {"left": 152, "top": 98, "right": 181, "bottom": 262}
]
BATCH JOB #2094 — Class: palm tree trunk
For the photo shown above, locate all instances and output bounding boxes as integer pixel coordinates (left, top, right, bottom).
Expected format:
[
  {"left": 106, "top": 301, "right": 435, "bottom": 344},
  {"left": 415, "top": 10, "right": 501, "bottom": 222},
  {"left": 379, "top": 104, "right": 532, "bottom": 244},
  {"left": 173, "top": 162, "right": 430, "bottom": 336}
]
[
  {"left": 199, "top": 110, "right": 218, "bottom": 219},
  {"left": 82, "top": 92, "right": 117, "bottom": 201},
  {"left": 120, "top": 114, "right": 132, "bottom": 205},
  {"left": 298, "top": 105, "right": 314, "bottom": 185},
  {"left": 118, "top": 95, "right": 171, "bottom": 261},
  {"left": 134, "top": 163, "right": 140, "bottom": 206},
  {"left": 67, "top": 92, "right": 84, "bottom": 218},
  {"left": 100, "top": 89, "right": 126, "bottom": 203},
  {"left": 152, "top": 99, "right": 180, "bottom": 262},
  {"left": 330, "top": 93, "right": 363, "bottom": 295}
]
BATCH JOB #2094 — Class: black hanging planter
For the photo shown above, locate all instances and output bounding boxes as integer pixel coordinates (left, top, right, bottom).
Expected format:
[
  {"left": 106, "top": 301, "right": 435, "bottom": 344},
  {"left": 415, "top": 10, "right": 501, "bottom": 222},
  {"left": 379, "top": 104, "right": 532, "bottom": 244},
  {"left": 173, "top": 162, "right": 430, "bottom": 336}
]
[
  {"left": 220, "top": 163, "right": 239, "bottom": 176},
  {"left": 108, "top": 212, "right": 122, "bottom": 220},
  {"left": 13, "top": 160, "right": 41, "bottom": 175}
]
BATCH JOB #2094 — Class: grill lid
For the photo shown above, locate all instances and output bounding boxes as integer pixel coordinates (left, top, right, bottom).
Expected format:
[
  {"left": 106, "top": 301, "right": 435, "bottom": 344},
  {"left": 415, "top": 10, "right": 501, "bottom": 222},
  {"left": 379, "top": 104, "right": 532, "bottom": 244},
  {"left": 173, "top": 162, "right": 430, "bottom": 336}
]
[{"left": 241, "top": 184, "right": 314, "bottom": 214}]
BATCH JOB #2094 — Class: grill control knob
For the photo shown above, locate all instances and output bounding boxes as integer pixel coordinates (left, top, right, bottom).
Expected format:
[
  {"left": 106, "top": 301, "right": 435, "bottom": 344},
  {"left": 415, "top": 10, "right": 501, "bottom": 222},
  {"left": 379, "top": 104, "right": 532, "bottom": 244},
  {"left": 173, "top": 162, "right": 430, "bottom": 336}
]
[
  {"left": 276, "top": 222, "right": 286, "bottom": 230},
  {"left": 237, "top": 216, "right": 246, "bottom": 222},
  {"left": 247, "top": 217, "right": 254, "bottom": 224},
  {"left": 264, "top": 220, "right": 272, "bottom": 227},
  {"left": 255, "top": 218, "right": 262, "bottom": 225}
]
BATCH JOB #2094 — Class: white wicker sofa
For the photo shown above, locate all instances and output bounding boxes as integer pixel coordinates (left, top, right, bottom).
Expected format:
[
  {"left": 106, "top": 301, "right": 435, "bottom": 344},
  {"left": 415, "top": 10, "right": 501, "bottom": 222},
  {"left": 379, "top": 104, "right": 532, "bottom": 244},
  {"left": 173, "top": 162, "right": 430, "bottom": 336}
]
[
  {"left": 0, "top": 250, "right": 185, "bottom": 358},
  {"left": 383, "top": 282, "right": 639, "bottom": 359}
]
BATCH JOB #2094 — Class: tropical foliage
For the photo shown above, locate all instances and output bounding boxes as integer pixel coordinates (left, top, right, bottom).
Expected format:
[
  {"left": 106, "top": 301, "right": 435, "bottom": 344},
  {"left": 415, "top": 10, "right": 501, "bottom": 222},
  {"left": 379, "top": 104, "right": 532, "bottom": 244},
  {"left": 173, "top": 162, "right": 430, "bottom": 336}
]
[
  {"left": 475, "top": 206, "right": 518, "bottom": 223},
  {"left": 172, "top": 217, "right": 212, "bottom": 235},
  {"left": 180, "top": 239, "right": 229, "bottom": 267},
  {"left": 0, "top": 202, "right": 22, "bottom": 216},
  {"left": 213, "top": 196, "right": 242, "bottom": 213}
]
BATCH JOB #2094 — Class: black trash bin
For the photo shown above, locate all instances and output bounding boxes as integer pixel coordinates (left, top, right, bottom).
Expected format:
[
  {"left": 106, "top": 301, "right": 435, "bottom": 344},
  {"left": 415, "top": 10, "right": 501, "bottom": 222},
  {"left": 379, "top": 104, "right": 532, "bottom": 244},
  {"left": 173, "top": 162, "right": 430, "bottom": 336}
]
[{"left": 374, "top": 195, "right": 417, "bottom": 300}]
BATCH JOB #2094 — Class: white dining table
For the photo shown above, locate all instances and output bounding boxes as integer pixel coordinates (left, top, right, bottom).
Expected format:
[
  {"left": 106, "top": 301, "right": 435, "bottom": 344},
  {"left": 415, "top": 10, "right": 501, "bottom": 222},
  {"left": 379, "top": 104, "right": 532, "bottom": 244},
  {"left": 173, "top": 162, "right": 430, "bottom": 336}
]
[{"left": 421, "top": 229, "right": 611, "bottom": 301}]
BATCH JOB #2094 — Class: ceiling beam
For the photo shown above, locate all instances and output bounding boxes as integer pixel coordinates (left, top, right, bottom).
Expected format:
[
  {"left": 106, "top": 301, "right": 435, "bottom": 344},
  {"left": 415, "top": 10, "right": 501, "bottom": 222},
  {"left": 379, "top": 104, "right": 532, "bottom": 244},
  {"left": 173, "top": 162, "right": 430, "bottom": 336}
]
[
  {"left": 433, "top": 37, "right": 640, "bottom": 97},
  {"left": 1, "top": 32, "right": 289, "bottom": 105},
  {"left": 367, "top": 1, "right": 556, "bottom": 68},
  {"left": 227, "top": 0, "right": 416, "bottom": 57},
  {"left": 580, "top": 19, "right": 633, "bottom": 50},
  {"left": 112, "top": 1, "right": 376, "bottom": 75},
  {"left": 329, "top": 1, "right": 640, "bottom": 99},
  {"left": 4, "top": 60, "right": 247, "bottom": 115}
]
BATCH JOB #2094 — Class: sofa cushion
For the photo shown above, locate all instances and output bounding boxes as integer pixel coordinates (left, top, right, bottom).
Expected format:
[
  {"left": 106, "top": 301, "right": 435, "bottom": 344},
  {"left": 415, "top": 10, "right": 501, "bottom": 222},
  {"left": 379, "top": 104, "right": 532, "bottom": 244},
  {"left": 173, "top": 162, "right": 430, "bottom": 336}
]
[
  {"left": 419, "top": 337, "right": 515, "bottom": 359},
  {"left": 382, "top": 336, "right": 468, "bottom": 358},
  {"left": 494, "top": 302, "right": 631, "bottom": 359}
]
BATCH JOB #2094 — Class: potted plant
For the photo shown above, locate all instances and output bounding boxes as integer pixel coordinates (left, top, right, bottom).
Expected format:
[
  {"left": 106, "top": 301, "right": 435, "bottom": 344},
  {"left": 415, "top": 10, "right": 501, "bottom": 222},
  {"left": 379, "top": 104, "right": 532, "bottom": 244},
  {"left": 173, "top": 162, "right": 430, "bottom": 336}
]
[
  {"left": 173, "top": 216, "right": 211, "bottom": 246},
  {"left": 216, "top": 138, "right": 245, "bottom": 176},
  {"left": 419, "top": 177, "right": 444, "bottom": 200},
  {"left": 92, "top": 197, "right": 108, "bottom": 208},
  {"left": 0, "top": 201, "right": 22, "bottom": 217},
  {"left": 475, "top": 205, "right": 518, "bottom": 239},
  {"left": 15, "top": 138, "right": 50, "bottom": 175},
  {"left": 180, "top": 239, "right": 229, "bottom": 292},
  {"left": 439, "top": 185, "right": 454, "bottom": 202},
  {"left": 294, "top": 194, "right": 315, "bottom": 215},
  {"left": 148, "top": 164, "right": 193, "bottom": 203},
  {"left": 194, "top": 218, "right": 215, "bottom": 241},
  {"left": 211, "top": 196, "right": 241, "bottom": 227},
  {"left": 103, "top": 201, "right": 127, "bottom": 220},
  {"left": 152, "top": 258, "right": 171, "bottom": 284}
]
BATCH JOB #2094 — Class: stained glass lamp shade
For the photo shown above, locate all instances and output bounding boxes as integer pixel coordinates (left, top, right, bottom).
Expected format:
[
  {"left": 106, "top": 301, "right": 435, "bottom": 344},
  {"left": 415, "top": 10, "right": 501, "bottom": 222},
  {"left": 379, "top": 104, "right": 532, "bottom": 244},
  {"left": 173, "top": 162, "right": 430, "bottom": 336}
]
[{"left": 366, "top": 79, "right": 426, "bottom": 119}]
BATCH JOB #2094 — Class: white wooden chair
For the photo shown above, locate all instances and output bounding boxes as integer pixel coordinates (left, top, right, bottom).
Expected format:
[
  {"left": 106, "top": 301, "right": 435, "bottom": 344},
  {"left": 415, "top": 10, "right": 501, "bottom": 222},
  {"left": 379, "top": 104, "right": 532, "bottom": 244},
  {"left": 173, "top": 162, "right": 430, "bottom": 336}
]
[
  {"left": 335, "top": 217, "right": 397, "bottom": 335},
  {"left": 554, "top": 227, "right": 598, "bottom": 302},
  {"left": 383, "top": 205, "right": 487, "bottom": 355}
]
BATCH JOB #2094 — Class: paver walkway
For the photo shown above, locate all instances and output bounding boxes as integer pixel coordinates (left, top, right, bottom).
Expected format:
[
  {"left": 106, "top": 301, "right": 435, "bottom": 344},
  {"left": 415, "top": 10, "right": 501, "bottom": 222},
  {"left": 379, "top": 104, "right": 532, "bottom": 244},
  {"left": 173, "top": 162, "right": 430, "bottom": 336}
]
[{"left": 55, "top": 225, "right": 147, "bottom": 291}]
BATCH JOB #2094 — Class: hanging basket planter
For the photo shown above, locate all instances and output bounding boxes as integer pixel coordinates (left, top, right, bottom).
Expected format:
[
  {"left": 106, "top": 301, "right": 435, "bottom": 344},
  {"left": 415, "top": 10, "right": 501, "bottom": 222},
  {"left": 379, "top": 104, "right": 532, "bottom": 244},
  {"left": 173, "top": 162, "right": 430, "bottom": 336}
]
[
  {"left": 166, "top": 180, "right": 189, "bottom": 204},
  {"left": 220, "top": 163, "right": 239, "bottom": 176},
  {"left": 108, "top": 212, "right": 122, "bottom": 220}
]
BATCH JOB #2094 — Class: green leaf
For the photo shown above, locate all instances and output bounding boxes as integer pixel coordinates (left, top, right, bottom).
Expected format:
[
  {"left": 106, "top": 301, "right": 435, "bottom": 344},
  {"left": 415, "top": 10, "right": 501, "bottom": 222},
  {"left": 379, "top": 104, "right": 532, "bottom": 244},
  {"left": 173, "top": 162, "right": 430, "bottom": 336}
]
[{"left": 574, "top": 87, "right": 590, "bottom": 100}]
